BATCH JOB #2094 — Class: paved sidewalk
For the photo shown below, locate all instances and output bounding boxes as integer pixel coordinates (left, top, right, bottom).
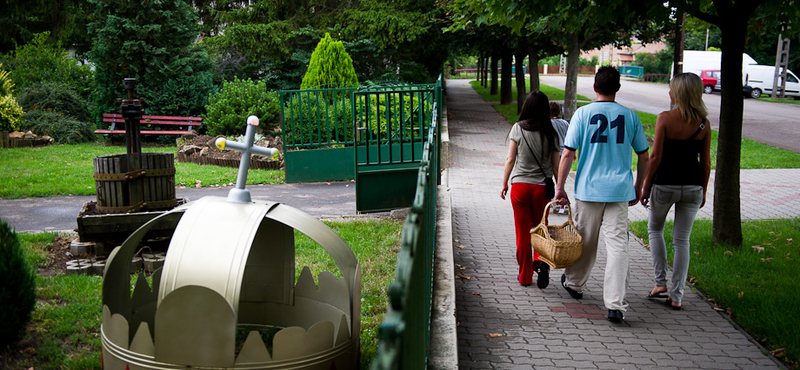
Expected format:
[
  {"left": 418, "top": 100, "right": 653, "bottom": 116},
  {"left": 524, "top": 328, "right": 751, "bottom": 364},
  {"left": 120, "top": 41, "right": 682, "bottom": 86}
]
[{"left": 445, "top": 79, "right": 789, "bottom": 369}]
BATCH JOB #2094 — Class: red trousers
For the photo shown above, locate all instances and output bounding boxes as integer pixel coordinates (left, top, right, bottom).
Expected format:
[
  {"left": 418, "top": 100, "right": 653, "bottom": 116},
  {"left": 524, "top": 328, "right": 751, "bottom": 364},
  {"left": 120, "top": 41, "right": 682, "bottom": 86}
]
[{"left": 510, "top": 182, "right": 548, "bottom": 285}]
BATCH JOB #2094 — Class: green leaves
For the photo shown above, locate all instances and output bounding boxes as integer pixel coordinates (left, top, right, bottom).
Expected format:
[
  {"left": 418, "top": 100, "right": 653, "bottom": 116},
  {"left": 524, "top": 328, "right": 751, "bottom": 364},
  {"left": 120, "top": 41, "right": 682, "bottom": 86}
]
[
  {"left": 0, "top": 94, "right": 24, "bottom": 132},
  {"left": 300, "top": 33, "right": 359, "bottom": 90},
  {"left": 0, "top": 64, "right": 15, "bottom": 96},
  {"left": 90, "top": 0, "right": 213, "bottom": 119},
  {"left": 204, "top": 77, "right": 280, "bottom": 136},
  {"left": 0, "top": 219, "right": 37, "bottom": 348},
  {"left": 2, "top": 32, "right": 95, "bottom": 101}
]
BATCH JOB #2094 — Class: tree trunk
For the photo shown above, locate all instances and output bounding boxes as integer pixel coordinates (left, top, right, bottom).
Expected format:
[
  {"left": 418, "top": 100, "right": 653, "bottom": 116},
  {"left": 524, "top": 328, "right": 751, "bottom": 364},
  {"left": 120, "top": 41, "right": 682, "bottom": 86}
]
[
  {"left": 501, "top": 47, "right": 513, "bottom": 105},
  {"left": 528, "top": 43, "right": 540, "bottom": 92},
  {"left": 490, "top": 52, "right": 499, "bottom": 95},
  {"left": 672, "top": 12, "right": 685, "bottom": 77},
  {"left": 482, "top": 54, "right": 489, "bottom": 87},
  {"left": 515, "top": 46, "right": 527, "bottom": 113},
  {"left": 478, "top": 54, "right": 488, "bottom": 87},
  {"left": 563, "top": 37, "right": 581, "bottom": 119},
  {"left": 712, "top": 21, "right": 746, "bottom": 247}
]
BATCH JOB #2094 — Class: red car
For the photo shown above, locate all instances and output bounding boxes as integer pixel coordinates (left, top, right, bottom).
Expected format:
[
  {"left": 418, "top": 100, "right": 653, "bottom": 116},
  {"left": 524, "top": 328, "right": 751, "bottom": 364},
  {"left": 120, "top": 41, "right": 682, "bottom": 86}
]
[{"left": 700, "top": 69, "right": 721, "bottom": 94}]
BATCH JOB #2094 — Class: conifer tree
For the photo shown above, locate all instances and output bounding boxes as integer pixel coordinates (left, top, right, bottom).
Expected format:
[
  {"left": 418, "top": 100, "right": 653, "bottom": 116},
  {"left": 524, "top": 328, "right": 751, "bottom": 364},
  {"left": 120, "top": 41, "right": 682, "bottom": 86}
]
[
  {"left": 89, "top": 0, "right": 213, "bottom": 119},
  {"left": 0, "top": 220, "right": 36, "bottom": 348},
  {"left": 300, "top": 33, "right": 359, "bottom": 89}
]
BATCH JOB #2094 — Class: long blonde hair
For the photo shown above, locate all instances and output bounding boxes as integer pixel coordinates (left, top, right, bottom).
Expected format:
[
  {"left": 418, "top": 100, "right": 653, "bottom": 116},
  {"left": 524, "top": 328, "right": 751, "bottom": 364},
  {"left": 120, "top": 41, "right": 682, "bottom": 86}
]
[{"left": 670, "top": 73, "right": 708, "bottom": 123}]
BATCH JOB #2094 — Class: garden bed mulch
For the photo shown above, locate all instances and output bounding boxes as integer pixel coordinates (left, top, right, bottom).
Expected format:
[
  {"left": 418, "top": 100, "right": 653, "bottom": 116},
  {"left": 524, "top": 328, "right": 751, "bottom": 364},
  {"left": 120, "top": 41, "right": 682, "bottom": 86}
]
[
  {"left": 0, "top": 131, "right": 54, "bottom": 148},
  {"left": 175, "top": 134, "right": 283, "bottom": 170}
]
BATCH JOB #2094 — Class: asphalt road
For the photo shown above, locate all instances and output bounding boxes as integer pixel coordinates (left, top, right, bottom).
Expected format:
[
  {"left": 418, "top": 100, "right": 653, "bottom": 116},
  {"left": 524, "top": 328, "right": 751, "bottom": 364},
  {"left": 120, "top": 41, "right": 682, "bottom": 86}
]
[
  {"left": 0, "top": 182, "right": 359, "bottom": 233},
  {"left": 540, "top": 75, "right": 800, "bottom": 153}
]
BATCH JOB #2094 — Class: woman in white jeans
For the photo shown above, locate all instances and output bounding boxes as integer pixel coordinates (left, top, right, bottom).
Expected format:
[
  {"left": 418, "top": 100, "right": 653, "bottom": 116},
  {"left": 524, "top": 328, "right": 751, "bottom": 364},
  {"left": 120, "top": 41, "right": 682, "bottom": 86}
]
[{"left": 641, "top": 73, "right": 711, "bottom": 310}]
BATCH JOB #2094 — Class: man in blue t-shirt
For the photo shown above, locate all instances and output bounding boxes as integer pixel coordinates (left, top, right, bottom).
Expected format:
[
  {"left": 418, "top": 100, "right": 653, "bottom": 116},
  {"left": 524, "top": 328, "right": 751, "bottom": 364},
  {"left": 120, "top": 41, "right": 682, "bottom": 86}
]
[{"left": 554, "top": 66, "right": 650, "bottom": 323}]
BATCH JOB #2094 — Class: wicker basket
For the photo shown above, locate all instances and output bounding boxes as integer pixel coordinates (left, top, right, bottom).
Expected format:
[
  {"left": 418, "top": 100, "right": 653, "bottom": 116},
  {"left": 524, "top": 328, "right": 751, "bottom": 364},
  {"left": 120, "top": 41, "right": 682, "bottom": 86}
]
[{"left": 530, "top": 201, "right": 583, "bottom": 269}]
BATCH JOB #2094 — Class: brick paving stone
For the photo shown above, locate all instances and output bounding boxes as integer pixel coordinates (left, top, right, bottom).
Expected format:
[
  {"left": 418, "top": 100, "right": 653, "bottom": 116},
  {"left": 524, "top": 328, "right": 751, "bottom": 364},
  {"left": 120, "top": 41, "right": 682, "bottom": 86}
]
[
  {"left": 508, "top": 343, "right": 547, "bottom": 352},
  {"left": 649, "top": 359, "right": 697, "bottom": 368},
  {"left": 542, "top": 344, "right": 588, "bottom": 354},
  {"left": 627, "top": 349, "right": 671, "bottom": 359},
  {"left": 595, "top": 364, "right": 645, "bottom": 370},
  {"left": 620, "top": 338, "right": 661, "bottom": 346},
  {"left": 552, "top": 359, "right": 599, "bottom": 368},
  {"left": 563, "top": 340, "right": 605, "bottom": 348},
  {"left": 510, "top": 356, "right": 551, "bottom": 365},
  {"left": 614, "top": 356, "right": 658, "bottom": 366},
  {"left": 446, "top": 79, "right": 783, "bottom": 370},
  {"left": 530, "top": 351, "right": 573, "bottom": 361},
  {"left": 470, "top": 353, "right": 505, "bottom": 362},
  {"left": 569, "top": 353, "right": 613, "bottom": 363},
  {"left": 494, "top": 364, "right": 540, "bottom": 370},
  {"left": 461, "top": 360, "right": 494, "bottom": 369}
]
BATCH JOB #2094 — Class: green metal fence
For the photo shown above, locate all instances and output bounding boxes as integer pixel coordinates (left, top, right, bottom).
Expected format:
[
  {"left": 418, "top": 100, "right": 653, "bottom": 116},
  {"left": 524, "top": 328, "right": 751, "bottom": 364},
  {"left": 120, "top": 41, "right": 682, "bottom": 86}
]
[
  {"left": 280, "top": 75, "right": 445, "bottom": 367},
  {"left": 369, "top": 75, "right": 443, "bottom": 369},
  {"left": 619, "top": 65, "right": 644, "bottom": 79},
  {"left": 279, "top": 83, "right": 439, "bottom": 183},
  {"left": 353, "top": 84, "right": 439, "bottom": 212},
  {"left": 279, "top": 86, "right": 359, "bottom": 182},
  {"left": 370, "top": 102, "right": 439, "bottom": 370}
]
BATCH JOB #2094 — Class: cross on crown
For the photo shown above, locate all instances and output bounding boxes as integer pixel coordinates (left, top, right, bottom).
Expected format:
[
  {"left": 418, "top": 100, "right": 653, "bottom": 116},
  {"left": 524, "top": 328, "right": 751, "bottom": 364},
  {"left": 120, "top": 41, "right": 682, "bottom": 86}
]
[{"left": 215, "top": 116, "right": 280, "bottom": 203}]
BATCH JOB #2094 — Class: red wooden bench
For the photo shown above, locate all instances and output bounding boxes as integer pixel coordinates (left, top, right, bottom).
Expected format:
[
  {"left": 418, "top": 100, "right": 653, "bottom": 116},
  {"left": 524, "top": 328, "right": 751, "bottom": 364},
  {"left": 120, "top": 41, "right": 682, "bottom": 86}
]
[{"left": 95, "top": 114, "right": 202, "bottom": 136}]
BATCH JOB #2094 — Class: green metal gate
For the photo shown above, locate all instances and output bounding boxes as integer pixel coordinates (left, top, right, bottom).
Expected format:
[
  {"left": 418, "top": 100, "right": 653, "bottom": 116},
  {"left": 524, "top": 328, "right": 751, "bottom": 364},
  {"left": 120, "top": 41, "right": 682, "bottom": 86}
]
[
  {"left": 370, "top": 93, "right": 441, "bottom": 370},
  {"left": 352, "top": 84, "right": 438, "bottom": 213},
  {"left": 280, "top": 75, "right": 445, "bottom": 368},
  {"left": 279, "top": 86, "right": 358, "bottom": 183}
]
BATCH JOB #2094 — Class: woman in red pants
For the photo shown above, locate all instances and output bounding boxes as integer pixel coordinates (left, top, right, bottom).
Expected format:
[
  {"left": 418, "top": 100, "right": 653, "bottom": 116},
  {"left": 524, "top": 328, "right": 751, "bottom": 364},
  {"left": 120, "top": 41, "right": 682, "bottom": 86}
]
[{"left": 500, "top": 91, "right": 561, "bottom": 288}]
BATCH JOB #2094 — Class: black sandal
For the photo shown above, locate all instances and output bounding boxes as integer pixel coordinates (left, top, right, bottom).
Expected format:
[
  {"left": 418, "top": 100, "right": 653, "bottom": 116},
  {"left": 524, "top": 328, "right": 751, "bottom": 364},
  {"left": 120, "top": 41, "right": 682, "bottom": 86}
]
[
  {"left": 646, "top": 287, "right": 668, "bottom": 300},
  {"left": 665, "top": 298, "right": 683, "bottom": 310}
]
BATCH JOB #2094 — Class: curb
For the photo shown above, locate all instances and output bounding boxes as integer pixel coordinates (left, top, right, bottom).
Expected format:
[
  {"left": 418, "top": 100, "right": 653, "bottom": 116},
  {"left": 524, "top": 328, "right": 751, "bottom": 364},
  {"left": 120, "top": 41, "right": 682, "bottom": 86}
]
[
  {"left": 429, "top": 169, "right": 457, "bottom": 370},
  {"left": 428, "top": 99, "right": 458, "bottom": 370}
]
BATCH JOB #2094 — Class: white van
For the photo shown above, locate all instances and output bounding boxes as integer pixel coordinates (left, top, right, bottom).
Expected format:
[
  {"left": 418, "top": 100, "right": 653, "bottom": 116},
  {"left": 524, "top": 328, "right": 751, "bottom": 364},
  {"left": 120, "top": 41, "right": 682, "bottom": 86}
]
[
  {"left": 679, "top": 51, "right": 757, "bottom": 77},
  {"left": 676, "top": 51, "right": 758, "bottom": 97},
  {"left": 744, "top": 65, "right": 800, "bottom": 99}
]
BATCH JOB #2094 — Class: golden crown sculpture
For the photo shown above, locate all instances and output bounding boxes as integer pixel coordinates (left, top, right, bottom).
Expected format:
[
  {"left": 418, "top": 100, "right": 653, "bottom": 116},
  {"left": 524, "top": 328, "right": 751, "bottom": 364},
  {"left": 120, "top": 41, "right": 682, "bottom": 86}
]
[{"left": 101, "top": 117, "right": 361, "bottom": 369}]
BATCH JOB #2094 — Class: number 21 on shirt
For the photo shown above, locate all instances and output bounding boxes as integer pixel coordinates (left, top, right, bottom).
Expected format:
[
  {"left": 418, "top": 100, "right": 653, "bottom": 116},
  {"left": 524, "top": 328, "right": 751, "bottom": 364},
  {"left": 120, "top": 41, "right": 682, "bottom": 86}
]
[{"left": 590, "top": 114, "right": 625, "bottom": 144}]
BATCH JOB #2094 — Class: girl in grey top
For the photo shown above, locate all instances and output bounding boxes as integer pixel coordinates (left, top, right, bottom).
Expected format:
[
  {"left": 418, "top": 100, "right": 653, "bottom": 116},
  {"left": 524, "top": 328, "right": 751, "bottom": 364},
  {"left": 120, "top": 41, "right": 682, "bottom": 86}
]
[{"left": 500, "top": 91, "right": 561, "bottom": 289}]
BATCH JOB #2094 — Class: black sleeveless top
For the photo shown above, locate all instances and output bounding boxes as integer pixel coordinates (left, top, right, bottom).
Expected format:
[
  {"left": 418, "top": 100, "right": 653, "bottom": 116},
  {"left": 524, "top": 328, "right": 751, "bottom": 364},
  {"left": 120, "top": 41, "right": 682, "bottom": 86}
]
[{"left": 652, "top": 119, "right": 706, "bottom": 186}]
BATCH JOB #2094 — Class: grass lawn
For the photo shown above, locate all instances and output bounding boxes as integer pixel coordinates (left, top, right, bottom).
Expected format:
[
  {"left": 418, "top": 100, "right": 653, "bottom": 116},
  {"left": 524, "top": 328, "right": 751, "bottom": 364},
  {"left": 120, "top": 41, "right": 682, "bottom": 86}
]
[
  {"left": 469, "top": 80, "right": 592, "bottom": 102},
  {"left": 5, "top": 218, "right": 402, "bottom": 369},
  {"left": 472, "top": 81, "right": 800, "bottom": 170},
  {"left": 0, "top": 143, "right": 284, "bottom": 199},
  {"left": 755, "top": 96, "right": 800, "bottom": 105},
  {"left": 630, "top": 219, "right": 800, "bottom": 368}
]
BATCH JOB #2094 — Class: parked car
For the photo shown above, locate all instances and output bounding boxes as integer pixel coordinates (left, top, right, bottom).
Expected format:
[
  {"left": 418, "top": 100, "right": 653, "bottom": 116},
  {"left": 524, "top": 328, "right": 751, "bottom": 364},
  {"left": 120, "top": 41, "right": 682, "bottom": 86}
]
[
  {"left": 744, "top": 65, "right": 800, "bottom": 99},
  {"left": 700, "top": 69, "right": 721, "bottom": 94},
  {"left": 698, "top": 69, "right": 753, "bottom": 97}
]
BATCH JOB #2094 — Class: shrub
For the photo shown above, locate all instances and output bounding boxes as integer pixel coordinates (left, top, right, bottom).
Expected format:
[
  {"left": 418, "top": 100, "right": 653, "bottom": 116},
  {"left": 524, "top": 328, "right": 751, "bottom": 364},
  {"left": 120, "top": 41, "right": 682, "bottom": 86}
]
[
  {"left": 300, "top": 33, "right": 359, "bottom": 90},
  {"left": 91, "top": 0, "right": 214, "bottom": 120},
  {"left": 0, "top": 219, "right": 37, "bottom": 348},
  {"left": 17, "top": 83, "right": 90, "bottom": 122},
  {"left": 0, "top": 64, "right": 14, "bottom": 96},
  {"left": 0, "top": 94, "right": 24, "bottom": 132},
  {"left": 356, "top": 93, "right": 424, "bottom": 139},
  {"left": 284, "top": 94, "right": 354, "bottom": 146},
  {"left": 204, "top": 77, "right": 280, "bottom": 136},
  {"left": 633, "top": 48, "right": 673, "bottom": 75},
  {"left": 2, "top": 32, "right": 95, "bottom": 101},
  {"left": 20, "top": 110, "right": 95, "bottom": 144},
  {"left": 282, "top": 91, "right": 427, "bottom": 146}
]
